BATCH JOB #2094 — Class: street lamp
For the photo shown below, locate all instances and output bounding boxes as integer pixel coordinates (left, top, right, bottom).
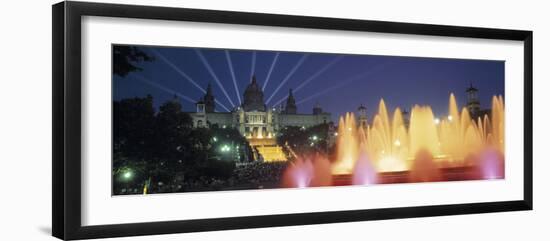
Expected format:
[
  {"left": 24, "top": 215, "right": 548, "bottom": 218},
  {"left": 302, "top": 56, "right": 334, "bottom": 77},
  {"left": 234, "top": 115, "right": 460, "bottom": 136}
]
[
  {"left": 220, "top": 144, "right": 231, "bottom": 152},
  {"left": 122, "top": 169, "right": 133, "bottom": 180}
]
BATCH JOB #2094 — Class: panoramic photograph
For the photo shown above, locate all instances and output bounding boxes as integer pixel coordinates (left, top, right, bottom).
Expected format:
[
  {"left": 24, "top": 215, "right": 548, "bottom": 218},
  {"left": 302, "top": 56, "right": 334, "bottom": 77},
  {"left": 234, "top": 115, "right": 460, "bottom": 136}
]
[{"left": 112, "top": 45, "right": 505, "bottom": 195}]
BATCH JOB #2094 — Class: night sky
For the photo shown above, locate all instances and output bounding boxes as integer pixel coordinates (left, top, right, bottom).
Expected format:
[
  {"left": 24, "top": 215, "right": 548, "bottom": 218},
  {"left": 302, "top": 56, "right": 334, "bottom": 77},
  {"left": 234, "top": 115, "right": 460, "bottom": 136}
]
[{"left": 113, "top": 45, "right": 504, "bottom": 121}]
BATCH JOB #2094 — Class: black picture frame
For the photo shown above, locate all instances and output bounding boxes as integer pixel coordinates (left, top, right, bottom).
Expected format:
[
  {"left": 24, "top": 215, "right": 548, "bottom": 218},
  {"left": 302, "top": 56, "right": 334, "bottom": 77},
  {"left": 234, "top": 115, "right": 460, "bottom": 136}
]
[{"left": 52, "top": 1, "right": 533, "bottom": 240}]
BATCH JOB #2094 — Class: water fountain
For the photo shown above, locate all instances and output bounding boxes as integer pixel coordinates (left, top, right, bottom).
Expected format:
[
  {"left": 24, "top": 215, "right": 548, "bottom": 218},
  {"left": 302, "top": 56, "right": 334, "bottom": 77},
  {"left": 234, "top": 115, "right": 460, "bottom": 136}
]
[
  {"left": 281, "top": 93, "right": 505, "bottom": 188},
  {"left": 281, "top": 154, "right": 332, "bottom": 188}
]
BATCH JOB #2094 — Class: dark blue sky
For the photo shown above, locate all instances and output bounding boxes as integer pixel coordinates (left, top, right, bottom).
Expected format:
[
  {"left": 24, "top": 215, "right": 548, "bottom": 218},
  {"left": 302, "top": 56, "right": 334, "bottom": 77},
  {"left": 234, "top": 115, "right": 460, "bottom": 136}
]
[{"left": 113, "top": 45, "right": 504, "bottom": 121}]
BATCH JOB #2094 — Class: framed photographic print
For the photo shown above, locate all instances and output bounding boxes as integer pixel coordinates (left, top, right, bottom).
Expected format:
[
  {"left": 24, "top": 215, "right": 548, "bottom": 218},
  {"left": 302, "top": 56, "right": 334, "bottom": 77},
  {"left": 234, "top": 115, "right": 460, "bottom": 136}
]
[{"left": 52, "top": 1, "right": 533, "bottom": 240}]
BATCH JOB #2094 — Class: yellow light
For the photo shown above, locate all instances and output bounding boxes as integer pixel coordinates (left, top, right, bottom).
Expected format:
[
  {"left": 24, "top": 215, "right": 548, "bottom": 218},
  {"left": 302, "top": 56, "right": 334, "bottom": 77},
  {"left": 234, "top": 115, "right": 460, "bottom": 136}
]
[
  {"left": 434, "top": 118, "right": 440, "bottom": 125},
  {"left": 394, "top": 139, "right": 401, "bottom": 147},
  {"left": 447, "top": 115, "right": 453, "bottom": 121},
  {"left": 377, "top": 156, "right": 408, "bottom": 172}
]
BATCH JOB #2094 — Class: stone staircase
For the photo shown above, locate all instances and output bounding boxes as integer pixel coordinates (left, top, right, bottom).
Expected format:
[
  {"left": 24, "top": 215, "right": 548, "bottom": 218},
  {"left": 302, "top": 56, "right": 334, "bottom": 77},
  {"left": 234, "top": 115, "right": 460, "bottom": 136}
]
[{"left": 248, "top": 138, "right": 287, "bottom": 162}]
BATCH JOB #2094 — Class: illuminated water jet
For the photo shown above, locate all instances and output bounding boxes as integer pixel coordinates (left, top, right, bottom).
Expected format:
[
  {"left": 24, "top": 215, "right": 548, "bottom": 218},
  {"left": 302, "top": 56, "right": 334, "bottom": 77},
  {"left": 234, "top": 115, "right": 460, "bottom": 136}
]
[
  {"left": 352, "top": 150, "right": 378, "bottom": 185},
  {"left": 281, "top": 93, "right": 505, "bottom": 188},
  {"left": 332, "top": 112, "right": 359, "bottom": 174},
  {"left": 409, "top": 149, "right": 442, "bottom": 183},
  {"left": 478, "top": 148, "right": 505, "bottom": 179},
  {"left": 281, "top": 156, "right": 332, "bottom": 188}
]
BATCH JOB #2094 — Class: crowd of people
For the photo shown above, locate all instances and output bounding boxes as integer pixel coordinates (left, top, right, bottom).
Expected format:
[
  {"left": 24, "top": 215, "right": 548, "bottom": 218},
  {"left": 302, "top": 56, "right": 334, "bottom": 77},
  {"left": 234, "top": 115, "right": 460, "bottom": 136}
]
[
  {"left": 114, "top": 160, "right": 291, "bottom": 195},
  {"left": 233, "top": 162, "right": 287, "bottom": 187},
  {"left": 176, "top": 161, "right": 289, "bottom": 192}
]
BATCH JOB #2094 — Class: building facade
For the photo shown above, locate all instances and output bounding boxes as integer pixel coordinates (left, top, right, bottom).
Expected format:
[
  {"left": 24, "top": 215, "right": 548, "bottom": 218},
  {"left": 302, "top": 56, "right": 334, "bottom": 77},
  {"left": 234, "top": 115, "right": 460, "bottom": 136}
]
[
  {"left": 190, "top": 75, "right": 331, "bottom": 138},
  {"left": 466, "top": 82, "right": 491, "bottom": 120},
  {"left": 188, "top": 75, "right": 331, "bottom": 161}
]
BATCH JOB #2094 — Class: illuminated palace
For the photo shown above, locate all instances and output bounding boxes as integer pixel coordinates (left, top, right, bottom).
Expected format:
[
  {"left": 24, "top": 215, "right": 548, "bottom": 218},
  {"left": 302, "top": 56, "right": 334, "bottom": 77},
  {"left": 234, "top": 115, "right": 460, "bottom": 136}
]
[{"left": 189, "top": 75, "right": 331, "bottom": 162}]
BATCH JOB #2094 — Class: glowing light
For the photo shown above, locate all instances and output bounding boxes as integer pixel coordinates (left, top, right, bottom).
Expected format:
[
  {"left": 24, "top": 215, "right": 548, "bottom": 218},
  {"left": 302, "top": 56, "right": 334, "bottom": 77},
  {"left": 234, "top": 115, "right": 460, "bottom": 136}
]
[
  {"left": 376, "top": 156, "right": 408, "bottom": 172},
  {"left": 213, "top": 137, "right": 218, "bottom": 142},
  {"left": 250, "top": 51, "right": 256, "bottom": 79},
  {"left": 296, "top": 63, "right": 387, "bottom": 105},
  {"left": 150, "top": 49, "right": 205, "bottom": 92},
  {"left": 352, "top": 151, "right": 378, "bottom": 185},
  {"left": 121, "top": 169, "right": 133, "bottom": 181},
  {"left": 272, "top": 55, "right": 344, "bottom": 106},
  {"left": 263, "top": 52, "right": 280, "bottom": 91},
  {"left": 133, "top": 75, "right": 195, "bottom": 103},
  {"left": 281, "top": 157, "right": 331, "bottom": 188},
  {"left": 266, "top": 54, "right": 309, "bottom": 104},
  {"left": 195, "top": 49, "right": 236, "bottom": 107},
  {"left": 123, "top": 172, "right": 132, "bottom": 179},
  {"left": 312, "top": 135, "right": 318, "bottom": 141},
  {"left": 394, "top": 139, "right": 401, "bottom": 147},
  {"left": 295, "top": 56, "right": 344, "bottom": 93},
  {"left": 281, "top": 158, "right": 313, "bottom": 188},
  {"left": 149, "top": 52, "right": 232, "bottom": 111},
  {"left": 224, "top": 50, "right": 242, "bottom": 105},
  {"left": 479, "top": 149, "right": 504, "bottom": 179},
  {"left": 136, "top": 74, "right": 232, "bottom": 112},
  {"left": 331, "top": 113, "right": 359, "bottom": 174},
  {"left": 220, "top": 145, "right": 231, "bottom": 152},
  {"left": 281, "top": 93, "right": 505, "bottom": 187}
]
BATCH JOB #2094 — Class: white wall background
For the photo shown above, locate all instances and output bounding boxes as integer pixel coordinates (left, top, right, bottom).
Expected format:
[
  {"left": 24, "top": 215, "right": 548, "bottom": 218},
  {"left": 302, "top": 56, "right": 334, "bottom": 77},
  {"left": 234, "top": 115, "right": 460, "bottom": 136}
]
[{"left": 0, "top": 0, "right": 547, "bottom": 240}]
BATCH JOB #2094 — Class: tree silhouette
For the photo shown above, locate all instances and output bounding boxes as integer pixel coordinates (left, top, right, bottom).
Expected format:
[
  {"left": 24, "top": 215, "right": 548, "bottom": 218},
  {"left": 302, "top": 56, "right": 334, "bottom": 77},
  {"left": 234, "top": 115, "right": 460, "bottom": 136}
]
[
  {"left": 113, "top": 45, "right": 154, "bottom": 77},
  {"left": 277, "top": 124, "right": 330, "bottom": 158},
  {"left": 113, "top": 95, "right": 257, "bottom": 194}
]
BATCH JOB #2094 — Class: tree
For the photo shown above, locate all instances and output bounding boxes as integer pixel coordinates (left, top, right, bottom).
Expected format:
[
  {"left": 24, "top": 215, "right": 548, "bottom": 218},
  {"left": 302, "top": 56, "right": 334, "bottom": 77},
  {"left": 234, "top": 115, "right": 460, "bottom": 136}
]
[
  {"left": 113, "top": 45, "right": 154, "bottom": 77},
  {"left": 112, "top": 95, "right": 156, "bottom": 194},
  {"left": 277, "top": 124, "right": 330, "bottom": 158},
  {"left": 152, "top": 98, "right": 194, "bottom": 180},
  {"left": 113, "top": 95, "right": 156, "bottom": 161},
  {"left": 112, "top": 95, "right": 260, "bottom": 193}
]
